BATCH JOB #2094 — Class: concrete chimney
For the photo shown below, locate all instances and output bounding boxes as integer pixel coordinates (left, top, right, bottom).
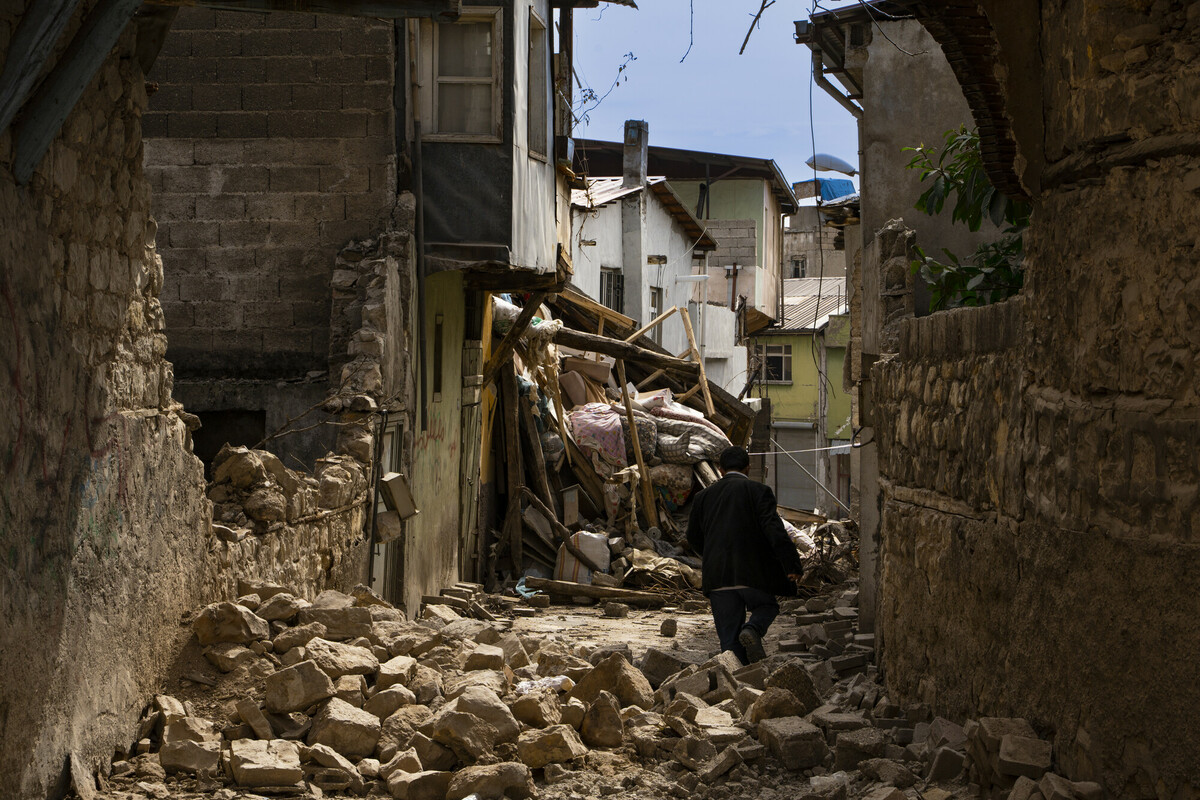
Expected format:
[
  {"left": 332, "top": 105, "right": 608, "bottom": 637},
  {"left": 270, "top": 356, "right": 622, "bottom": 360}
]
[{"left": 622, "top": 120, "right": 649, "bottom": 188}]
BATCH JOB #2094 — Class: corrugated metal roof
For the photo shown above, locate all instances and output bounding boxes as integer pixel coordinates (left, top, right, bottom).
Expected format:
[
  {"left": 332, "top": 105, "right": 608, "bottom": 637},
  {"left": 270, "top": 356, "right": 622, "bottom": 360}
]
[
  {"left": 572, "top": 177, "right": 717, "bottom": 250},
  {"left": 772, "top": 278, "right": 848, "bottom": 332}
]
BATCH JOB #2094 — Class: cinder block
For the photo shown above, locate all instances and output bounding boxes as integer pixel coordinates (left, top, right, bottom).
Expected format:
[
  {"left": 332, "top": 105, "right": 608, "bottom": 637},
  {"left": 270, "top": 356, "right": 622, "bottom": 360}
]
[
  {"left": 219, "top": 220, "right": 271, "bottom": 247},
  {"left": 241, "top": 84, "right": 294, "bottom": 113},
  {"left": 270, "top": 166, "right": 322, "bottom": 193},
  {"left": 167, "top": 112, "right": 219, "bottom": 138},
  {"left": 218, "top": 165, "right": 269, "bottom": 192},
  {"left": 195, "top": 194, "right": 246, "bottom": 220},
  {"left": 217, "top": 112, "right": 268, "bottom": 138},
  {"left": 169, "top": 221, "right": 220, "bottom": 249},
  {"left": 292, "top": 84, "right": 342, "bottom": 112},
  {"left": 191, "top": 30, "right": 242, "bottom": 57},
  {"left": 193, "top": 139, "right": 244, "bottom": 165},
  {"left": 265, "top": 57, "right": 317, "bottom": 84}
]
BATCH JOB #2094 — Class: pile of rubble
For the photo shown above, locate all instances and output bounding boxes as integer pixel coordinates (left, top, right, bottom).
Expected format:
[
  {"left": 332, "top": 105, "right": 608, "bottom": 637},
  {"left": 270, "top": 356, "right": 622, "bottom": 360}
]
[{"left": 86, "top": 575, "right": 1101, "bottom": 800}]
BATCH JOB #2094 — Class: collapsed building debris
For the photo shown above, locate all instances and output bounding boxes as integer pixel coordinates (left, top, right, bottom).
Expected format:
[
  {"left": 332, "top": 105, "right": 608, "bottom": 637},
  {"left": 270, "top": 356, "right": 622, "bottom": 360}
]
[
  {"left": 483, "top": 286, "right": 856, "bottom": 606},
  {"left": 84, "top": 563, "right": 1095, "bottom": 800}
]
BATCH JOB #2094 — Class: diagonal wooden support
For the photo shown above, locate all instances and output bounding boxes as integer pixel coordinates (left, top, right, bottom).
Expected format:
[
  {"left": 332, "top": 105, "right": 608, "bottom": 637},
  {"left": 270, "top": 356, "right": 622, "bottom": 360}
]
[
  {"left": 481, "top": 291, "right": 547, "bottom": 387},
  {"left": 624, "top": 306, "right": 677, "bottom": 343},
  {"left": 617, "top": 359, "right": 659, "bottom": 530},
  {"left": 680, "top": 308, "right": 716, "bottom": 416},
  {"left": 0, "top": 0, "right": 84, "bottom": 134},
  {"left": 13, "top": 0, "right": 144, "bottom": 185}
]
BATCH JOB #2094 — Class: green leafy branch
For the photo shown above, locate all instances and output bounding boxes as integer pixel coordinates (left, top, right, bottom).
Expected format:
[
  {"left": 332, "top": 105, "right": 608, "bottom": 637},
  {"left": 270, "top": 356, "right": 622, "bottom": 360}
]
[{"left": 903, "top": 127, "right": 1030, "bottom": 310}]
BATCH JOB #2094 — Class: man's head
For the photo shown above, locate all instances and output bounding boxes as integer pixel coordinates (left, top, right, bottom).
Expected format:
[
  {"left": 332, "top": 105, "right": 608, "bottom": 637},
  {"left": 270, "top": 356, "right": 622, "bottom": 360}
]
[{"left": 718, "top": 446, "right": 750, "bottom": 474}]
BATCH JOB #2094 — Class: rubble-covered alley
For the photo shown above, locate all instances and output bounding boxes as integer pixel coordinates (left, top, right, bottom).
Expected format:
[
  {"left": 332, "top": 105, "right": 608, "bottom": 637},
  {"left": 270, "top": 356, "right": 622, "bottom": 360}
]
[{"left": 4, "top": 1, "right": 1200, "bottom": 799}]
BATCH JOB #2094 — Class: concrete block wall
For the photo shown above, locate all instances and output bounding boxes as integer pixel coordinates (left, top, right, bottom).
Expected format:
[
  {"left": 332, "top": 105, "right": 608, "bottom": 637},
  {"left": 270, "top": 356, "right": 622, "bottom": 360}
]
[
  {"left": 143, "top": 8, "right": 397, "bottom": 380},
  {"left": 703, "top": 218, "right": 758, "bottom": 267}
]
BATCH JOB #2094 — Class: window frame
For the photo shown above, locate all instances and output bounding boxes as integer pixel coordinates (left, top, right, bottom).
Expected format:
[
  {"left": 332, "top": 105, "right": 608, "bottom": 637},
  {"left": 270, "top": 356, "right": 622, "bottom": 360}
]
[
  {"left": 648, "top": 286, "right": 664, "bottom": 344},
  {"left": 426, "top": 7, "right": 504, "bottom": 143},
  {"left": 600, "top": 267, "right": 625, "bottom": 315},
  {"left": 526, "top": 8, "right": 549, "bottom": 160},
  {"left": 758, "top": 342, "right": 792, "bottom": 385}
]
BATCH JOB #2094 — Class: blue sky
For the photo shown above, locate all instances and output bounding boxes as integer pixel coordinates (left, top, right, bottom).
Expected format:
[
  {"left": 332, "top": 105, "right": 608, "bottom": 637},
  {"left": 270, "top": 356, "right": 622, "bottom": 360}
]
[{"left": 570, "top": 2, "right": 862, "bottom": 191}]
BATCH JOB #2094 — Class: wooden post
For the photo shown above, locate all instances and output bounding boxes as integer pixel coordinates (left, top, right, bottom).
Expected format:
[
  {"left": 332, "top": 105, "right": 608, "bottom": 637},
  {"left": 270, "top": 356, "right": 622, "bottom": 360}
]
[
  {"left": 624, "top": 306, "right": 678, "bottom": 343},
  {"left": 500, "top": 363, "right": 524, "bottom": 569},
  {"left": 616, "top": 359, "right": 659, "bottom": 529},
  {"left": 518, "top": 397, "right": 555, "bottom": 513},
  {"left": 482, "top": 291, "right": 547, "bottom": 386},
  {"left": 594, "top": 317, "right": 605, "bottom": 361},
  {"left": 680, "top": 309, "right": 716, "bottom": 417}
]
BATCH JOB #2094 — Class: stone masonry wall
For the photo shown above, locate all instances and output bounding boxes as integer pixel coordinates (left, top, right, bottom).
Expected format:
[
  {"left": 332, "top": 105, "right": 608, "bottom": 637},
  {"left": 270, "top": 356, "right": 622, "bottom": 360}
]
[
  {"left": 0, "top": 16, "right": 214, "bottom": 797},
  {"left": 143, "top": 8, "right": 396, "bottom": 380}
]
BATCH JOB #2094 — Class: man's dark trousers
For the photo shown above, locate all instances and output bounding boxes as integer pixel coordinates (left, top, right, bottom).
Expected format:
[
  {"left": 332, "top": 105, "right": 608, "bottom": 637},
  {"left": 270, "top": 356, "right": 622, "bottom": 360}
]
[{"left": 709, "top": 587, "right": 779, "bottom": 664}]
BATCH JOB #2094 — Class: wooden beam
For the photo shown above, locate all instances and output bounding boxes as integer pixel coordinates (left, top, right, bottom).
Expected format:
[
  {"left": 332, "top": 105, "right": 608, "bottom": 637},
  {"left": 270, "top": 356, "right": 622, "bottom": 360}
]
[
  {"left": 522, "top": 577, "right": 666, "bottom": 606},
  {"left": 12, "top": 0, "right": 143, "bottom": 186},
  {"left": 0, "top": 0, "right": 84, "bottom": 134},
  {"left": 145, "top": 0, "right": 461, "bottom": 20},
  {"left": 481, "top": 291, "right": 547, "bottom": 386},
  {"left": 500, "top": 363, "right": 524, "bottom": 570},
  {"left": 518, "top": 396, "right": 555, "bottom": 513},
  {"left": 635, "top": 348, "right": 693, "bottom": 390},
  {"left": 624, "top": 306, "right": 678, "bottom": 343},
  {"left": 617, "top": 359, "right": 659, "bottom": 529},
  {"left": 680, "top": 308, "right": 716, "bottom": 417},
  {"left": 562, "top": 430, "right": 606, "bottom": 513},
  {"left": 552, "top": 327, "right": 700, "bottom": 378},
  {"left": 521, "top": 488, "right": 606, "bottom": 574}
]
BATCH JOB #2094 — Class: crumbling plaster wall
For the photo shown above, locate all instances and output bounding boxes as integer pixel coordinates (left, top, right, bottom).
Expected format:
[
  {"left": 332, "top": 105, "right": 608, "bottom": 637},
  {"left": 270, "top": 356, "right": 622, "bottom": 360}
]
[{"left": 872, "top": 3, "right": 1200, "bottom": 796}]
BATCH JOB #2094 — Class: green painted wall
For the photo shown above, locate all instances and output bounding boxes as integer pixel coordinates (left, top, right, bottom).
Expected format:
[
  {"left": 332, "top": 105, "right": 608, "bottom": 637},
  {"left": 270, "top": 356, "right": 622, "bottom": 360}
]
[
  {"left": 672, "top": 179, "right": 767, "bottom": 261},
  {"left": 826, "top": 346, "right": 851, "bottom": 439},
  {"left": 753, "top": 332, "right": 819, "bottom": 420}
]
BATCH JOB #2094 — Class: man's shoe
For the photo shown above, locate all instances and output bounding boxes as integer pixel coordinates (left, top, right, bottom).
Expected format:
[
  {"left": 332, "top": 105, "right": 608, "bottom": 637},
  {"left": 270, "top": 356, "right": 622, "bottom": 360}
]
[{"left": 738, "top": 626, "right": 766, "bottom": 663}]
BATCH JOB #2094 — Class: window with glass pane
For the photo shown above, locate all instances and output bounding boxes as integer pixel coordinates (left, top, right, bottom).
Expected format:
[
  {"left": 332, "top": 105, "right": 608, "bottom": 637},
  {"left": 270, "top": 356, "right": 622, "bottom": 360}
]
[
  {"left": 436, "top": 17, "right": 497, "bottom": 136},
  {"left": 759, "top": 343, "right": 792, "bottom": 383},
  {"left": 600, "top": 268, "right": 624, "bottom": 314},
  {"left": 648, "top": 287, "right": 664, "bottom": 344},
  {"left": 527, "top": 14, "right": 548, "bottom": 156}
]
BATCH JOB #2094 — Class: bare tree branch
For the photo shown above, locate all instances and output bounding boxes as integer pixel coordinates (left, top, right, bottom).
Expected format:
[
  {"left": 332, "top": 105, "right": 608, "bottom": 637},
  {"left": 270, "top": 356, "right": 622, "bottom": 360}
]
[{"left": 739, "top": 0, "right": 776, "bottom": 55}]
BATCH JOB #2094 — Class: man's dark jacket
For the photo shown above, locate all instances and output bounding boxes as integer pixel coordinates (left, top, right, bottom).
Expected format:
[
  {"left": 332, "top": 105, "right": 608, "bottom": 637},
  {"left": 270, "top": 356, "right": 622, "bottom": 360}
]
[{"left": 686, "top": 472, "right": 805, "bottom": 596}]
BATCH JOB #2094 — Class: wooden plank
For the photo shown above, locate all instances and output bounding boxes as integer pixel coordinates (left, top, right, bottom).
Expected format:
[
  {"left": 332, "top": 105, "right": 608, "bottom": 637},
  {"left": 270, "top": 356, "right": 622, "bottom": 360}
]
[
  {"left": 552, "top": 327, "right": 700, "bottom": 378},
  {"left": 624, "top": 306, "right": 678, "bottom": 343},
  {"left": 521, "top": 487, "right": 605, "bottom": 573},
  {"left": 518, "top": 399, "right": 556, "bottom": 513},
  {"left": 500, "top": 363, "right": 524, "bottom": 570},
  {"left": 146, "top": 0, "right": 461, "bottom": 20},
  {"left": 522, "top": 577, "right": 667, "bottom": 606},
  {"left": 617, "top": 359, "right": 659, "bottom": 529},
  {"left": 562, "top": 431, "right": 606, "bottom": 513},
  {"left": 680, "top": 308, "right": 716, "bottom": 417},
  {"left": 13, "top": 0, "right": 143, "bottom": 185},
  {"left": 560, "top": 284, "right": 635, "bottom": 328},
  {"left": 0, "top": 0, "right": 84, "bottom": 133},
  {"left": 635, "top": 348, "right": 693, "bottom": 390},
  {"left": 482, "top": 291, "right": 547, "bottom": 386}
]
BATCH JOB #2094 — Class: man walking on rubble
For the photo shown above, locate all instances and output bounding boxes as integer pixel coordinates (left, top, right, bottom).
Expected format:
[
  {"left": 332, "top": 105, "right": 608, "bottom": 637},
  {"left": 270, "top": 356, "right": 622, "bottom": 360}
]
[{"left": 686, "top": 446, "right": 805, "bottom": 664}]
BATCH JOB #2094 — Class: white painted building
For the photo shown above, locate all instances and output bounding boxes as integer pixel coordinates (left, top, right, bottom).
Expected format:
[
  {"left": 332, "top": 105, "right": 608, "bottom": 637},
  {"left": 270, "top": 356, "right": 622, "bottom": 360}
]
[{"left": 569, "top": 123, "right": 750, "bottom": 394}]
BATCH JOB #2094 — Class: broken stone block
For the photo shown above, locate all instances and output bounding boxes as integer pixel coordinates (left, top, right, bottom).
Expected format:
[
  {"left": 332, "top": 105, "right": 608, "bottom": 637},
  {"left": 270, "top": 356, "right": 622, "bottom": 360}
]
[
  {"left": 451, "top": 685, "right": 520, "bottom": 743},
  {"left": 757, "top": 716, "right": 828, "bottom": 771},
  {"left": 517, "top": 724, "right": 589, "bottom": 768},
  {"left": 835, "top": 726, "right": 887, "bottom": 771},
  {"left": 674, "top": 736, "right": 717, "bottom": 771},
  {"left": 764, "top": 661, "right": 821, "bottom": 715},
  {"left": 581, "top": 690, "right": 624, "bottom": 748},
  {"left": 861, "top": 788, "right": 905, "bottom": 800},
  {"left": 568, "top": 652, "right": 654, "bottom": 711},
  {"left": 410, "top": 731, "right": 457, "bottom": 771},
  {"left": 308, "top": 742, "right": 366, "bottom": 792},
  {"left": 158, "top": 741, "right": 221, "bottom": 774},
  {"left": 409, "top": 664, "right": 444, "bottom": 704},
  {"left": 235, "top": 700, "right": 274, "bottom": 740},
  {"left": 194, "top": 602, "right": 269, "bottom": 645},
  {"left": 298, "top": 606, "right": 373, "bottom": 641},
  {"left": 204, "top": 642, "right": 255, "bottom": 673},
  {"left": 387, "top": 769, "right": 453, "bottom": 800},
  {"left": 1039, "top": 772, "right": 1076, "bottom": 800},
  {"left": 377, "top": 705, "right": 434, "bottom": 761},
  {"left": 927, "top": 746, "right": 965, "bottom": 781},
  {"left": 420, "top": 604, "right": 462, "bottom": 629},
  {"left": 464, "top": 643, "right": 505, "bottom": 671},
  {"left": 512, "top": 689, "right": 561, "bottom": 728},
  {"left": 699, "top": 745, "right": 743, "bottom": 782},
  {"left": 375, "top": 654, "right": 419, "bottom": 690},
  {"left": 264, "top": 660, "right": 335, "bottom": 713},
  {"left": 747, "top": 686, "right": 807, "bottom": 724},
  {"left": 307, "top": 697, "right": 382, "bottom": 758},
  {"left": 978, "top": 718, "right": 1037, "bottom": 752},
  {"left": 273, "top": 622, "right": 327, "bottom": 654},
  {"left": 929, "top": 717, "right": 968, "bottom": 751},
  {"left": 1007, "top": 775, "right": 1040, "bottom": 800},
  {"left": 561, "top": 697, "right": 587, "bottom": 729},
  {"left": 429, "top": 711, "right": 497, "bottom": 761},
  {"left": 860, "top": 757, "right": 918, "bottom": 788},
  {"left": 334, "top": 674, "right": 367, "bottom": 707},
  {"left": 379, "top": 747, "right": 422, "bottom": 779},
  {"left": 446, "top": 761, "right": 535, "bottom": 800},
  {"left": 660, "top": 618, "right": 677, "bottom": 637},
  {"left": 639, "top": 647, "right": 708, "bottom": 688},
  {"left": 603, "top": 601, "right": 630, "bottom": 617},
  {"left": 365, "top": 685, "right": 417, "bottom": 719},
  {"left": 229, "top": 739, "right": 304, "bottom": 787},
  {"left": 162, "top": 717, "right": 219, "bottom": 744},
  {"left": 257, "top": 592, "right": 309, "bottom": 623},
  {"left": 999, "top": 734, "right": 1052, "bottom": 780},
  {"left": 497, "top": 634, "right": 531, "bottom": 669},
  {"left": 305, "top": 637, "right": 379, "bottom": 678},
  {"left": 735, "top": 686, "right": 763, "bottom": 715}
]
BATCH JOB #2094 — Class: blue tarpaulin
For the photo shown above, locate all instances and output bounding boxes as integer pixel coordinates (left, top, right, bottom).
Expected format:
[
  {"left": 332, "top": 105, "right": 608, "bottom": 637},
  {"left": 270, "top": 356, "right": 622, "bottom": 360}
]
[{"left": 817, "top": 178, "right": 857, "bottom": 201}]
